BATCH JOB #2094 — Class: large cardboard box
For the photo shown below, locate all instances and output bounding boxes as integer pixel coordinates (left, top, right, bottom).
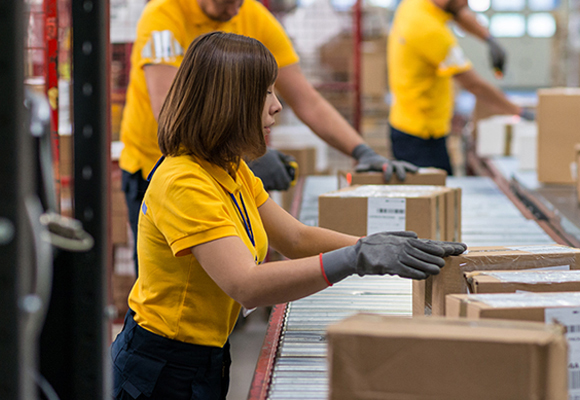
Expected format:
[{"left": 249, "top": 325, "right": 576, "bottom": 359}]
[
  {"left": 447, "top": 291, "right": 580, "bottom": 399},
  {"left": 423, "top": 245, "right": 580, "bottom": 316},
  {"left": 337, "top": 168, "right": 447, "bottom": 189},
  {"left": 327, "top": 313, "right": 568, "bottom": 400},
  {"left": 537, "top": 88, "right": 580, "bottom": 184},
  {"left": 318, "top": 185, "right": 446, "bottom": 240},
  {"left": 465, "top": 270, "right": 580, "bottom": 294}
]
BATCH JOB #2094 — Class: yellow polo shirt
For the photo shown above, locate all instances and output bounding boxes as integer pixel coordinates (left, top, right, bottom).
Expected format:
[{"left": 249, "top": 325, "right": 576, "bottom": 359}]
[
  {"left": 388, "top": 0, "right": 472, "bottom": 138},
  {"left": 119, "top": 0, "right": 299, "bottom": 179},
  {"left": 128, "top": 156, "right": 269, "bottom": 347}
]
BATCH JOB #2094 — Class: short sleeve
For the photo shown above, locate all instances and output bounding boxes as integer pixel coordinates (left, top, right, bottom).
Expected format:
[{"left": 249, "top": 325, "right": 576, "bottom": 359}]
[
  {"left": 239, "top": 161, "right": 269, "bottom": 207},
  {"left": 416, "top": 28, "right": 471, "bottom": 77},
  {"left": 133, "top": 6, "right": 185, "bottom": 70},
  {"left": 153, "top": 174, "right": 238, "bottom": 257}
]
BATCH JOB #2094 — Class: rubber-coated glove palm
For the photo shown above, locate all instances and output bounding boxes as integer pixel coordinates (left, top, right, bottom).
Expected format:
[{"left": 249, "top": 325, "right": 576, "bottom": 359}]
[
  {"left": 321, "top": 231, "right": 467, "bottom": 284},
  {"left": 352, "top": 143, "right": 418, "bottom": 182},
  {"left": 487, "top": 37, "right": 506, "bottom": 75},
  {"left": 248, "top": 148, "right": 296, "bottom": 191}
]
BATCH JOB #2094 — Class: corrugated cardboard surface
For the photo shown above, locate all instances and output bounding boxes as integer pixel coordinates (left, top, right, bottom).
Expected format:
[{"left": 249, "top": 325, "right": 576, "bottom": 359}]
[
  {"left": 318, "top": 185, "right": 441, "bottom": 240},
  {"left": 465, "top": 271, "right": 580, "bottom": 294},
  {"left": 428, "top": 245, "right": 580, "bottom": 316},
  {"left": 327, "top": 313, "right": 568, "bottom": 400},
  {"left": 537, "top": 88, "right": 580, "bottom": 184},
  {"left": 337, "top": 168, "right": 447, "bottom": 189},
  {"left": 576, "top": 144, "right": 580, "bottom": 203},
  {"left": 446, "top": 293, "right": 580, "bottom": 322}
]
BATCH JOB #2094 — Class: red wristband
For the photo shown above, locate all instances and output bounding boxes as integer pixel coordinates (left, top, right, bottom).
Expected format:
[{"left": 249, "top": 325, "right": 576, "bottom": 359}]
[{"left": 319, "top": 253, "right": 333, "bottom": 287}]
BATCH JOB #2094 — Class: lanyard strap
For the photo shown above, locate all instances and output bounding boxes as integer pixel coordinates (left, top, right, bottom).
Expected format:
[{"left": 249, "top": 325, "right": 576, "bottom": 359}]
[{"left": 229, "top": 192, "right": 255, "bottom": 248}]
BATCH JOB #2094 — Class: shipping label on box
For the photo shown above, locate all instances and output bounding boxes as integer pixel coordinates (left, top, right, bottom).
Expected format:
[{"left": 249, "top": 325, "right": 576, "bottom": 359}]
[
  {"left": 465, "top": 270, "right": 580, "bottom": 294},
  {"left": 327, "top": 313, "right": 568, "bottom": 400},
  {"left": 425, "top": 245, "right": 580, "bottom": 316}
]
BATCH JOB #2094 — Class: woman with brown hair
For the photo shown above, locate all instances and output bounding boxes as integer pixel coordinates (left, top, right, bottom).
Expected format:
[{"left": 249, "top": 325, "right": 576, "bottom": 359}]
[{"left": 111, "top": 31, "right": 466, "bottom": 400}]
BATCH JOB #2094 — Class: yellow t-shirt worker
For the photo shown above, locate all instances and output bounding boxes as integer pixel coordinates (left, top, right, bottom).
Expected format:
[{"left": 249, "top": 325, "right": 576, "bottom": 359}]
[
  {"left": 387, "top": 0, "right": 524, "bottom": 175},
  {"left": 119, "top": 0, "right": 418, "bottom": 277}
]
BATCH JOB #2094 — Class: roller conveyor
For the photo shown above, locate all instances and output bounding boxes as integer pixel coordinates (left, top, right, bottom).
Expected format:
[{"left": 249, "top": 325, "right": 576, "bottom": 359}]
[{"left": 250, "top": 175, "right": 560, "bottom": 399}]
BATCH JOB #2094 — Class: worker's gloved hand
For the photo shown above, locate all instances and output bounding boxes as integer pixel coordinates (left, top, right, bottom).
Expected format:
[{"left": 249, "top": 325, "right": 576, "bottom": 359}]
[
  {"left": 248, "top": 148, "right": 296, "bottom": 191},
  {"left": 519, "top": 108, "right": 536, "bottom": 121},
  {"left": 486, "top": 37, "right": 506, "bottom": 75},
  {"left": 321, "top": 231, "right": 467, "bottom": 284},
  {"left": 352, "top": 143, "right": 418, "bottom": 182}
]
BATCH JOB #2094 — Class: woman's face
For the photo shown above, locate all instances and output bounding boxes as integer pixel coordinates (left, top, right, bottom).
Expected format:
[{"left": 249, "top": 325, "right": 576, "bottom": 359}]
[{"left": 262, "top": 85, "right": 282, "bottom": 135}]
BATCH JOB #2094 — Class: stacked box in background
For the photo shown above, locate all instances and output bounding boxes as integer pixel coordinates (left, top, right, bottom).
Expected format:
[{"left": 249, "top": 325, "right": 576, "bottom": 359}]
[
  {"left": 111, "top": 163, "right": 129, "bottom": 245},
  {"left": 446, "top": 291, "right": 580, "bottom": 398},
  {"left": 537, "top": 88, "right": 580, "bottom": 184},
  {"left": 318, "top": 185, "right": 461, "bottom": 242},
  {"left": 418, "top": 245, "right": 580, "bottom": 316},
  {"left": 327, "top": 313, "right": 568, "bottom": 400},
  {"left": 274, "top": 146, "right": 317, "bottom": 212},
  {"left": 465, "top": 270, "right": 580, "bottom": 294},
  {"left": 337, "top": 168, "right": 447, "bottom": 189}
]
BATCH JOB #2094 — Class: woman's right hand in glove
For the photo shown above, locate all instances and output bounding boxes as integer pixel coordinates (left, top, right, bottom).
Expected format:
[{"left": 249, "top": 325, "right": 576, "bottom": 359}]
[{"left": 320, "top": 231, "right": 467, "bottom": 285}]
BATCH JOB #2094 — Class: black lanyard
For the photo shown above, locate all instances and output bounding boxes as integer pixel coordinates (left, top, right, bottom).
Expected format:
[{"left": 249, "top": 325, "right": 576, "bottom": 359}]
[{"left": 229, "top": 192, "right": 255, "bottom": 248}]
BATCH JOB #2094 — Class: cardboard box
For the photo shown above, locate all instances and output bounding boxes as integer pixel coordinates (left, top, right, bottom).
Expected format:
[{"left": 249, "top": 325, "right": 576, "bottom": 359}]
[
  {"left": 59, "top": 133, "right": 72, "bottom": 178},
  {"left": 337, "top": 168, "right": 447, "bottom": 189},
  {"left": 537, "top": 88, "right": 580, "bottom": 184},
  {"left": 576, "top": 144, "right": 580, "bottom": 202},
  {"left": 327, "top": 313, "right": 568, "bottom": 400},
  {"left": 423, "top": 245, "right": 580, "bottom": 316},
  {"left": 318, "top": 185, "right": 446, "bottom": 240},
  {"left": 447, "top": 292, "right": 580, "bottom": 321},
  {"left": 465, "top": 270, "right": 580, "bottom": 294}
]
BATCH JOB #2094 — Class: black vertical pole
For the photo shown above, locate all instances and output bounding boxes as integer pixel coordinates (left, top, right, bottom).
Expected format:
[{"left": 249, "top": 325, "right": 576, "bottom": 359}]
[
  {"left": 39, "top": 0, "right": 110, "bottom": 398},
  {"left": 0, "top": 1, "right": 34, "bottom": 400},
  {"left": 70, "top": 0, "right": 111, "bottom": 394}
]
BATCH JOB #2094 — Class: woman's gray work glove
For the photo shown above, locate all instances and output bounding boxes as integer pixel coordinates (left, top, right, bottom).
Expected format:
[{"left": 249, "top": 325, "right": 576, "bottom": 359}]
[
  {"left": 352, "top": 143, "right": 418, "bottom": 182},
  {"left": 321, "top": 231, "right": 467, "bottom": 285}
]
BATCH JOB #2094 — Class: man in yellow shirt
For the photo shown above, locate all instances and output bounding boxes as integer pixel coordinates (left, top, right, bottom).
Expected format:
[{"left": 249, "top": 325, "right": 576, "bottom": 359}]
[
  {"left": 120, "top": 0, "right": 418, "bottom": 274},
  {"left": 388, "top": 0, "right": 527, "bottom": 175}
]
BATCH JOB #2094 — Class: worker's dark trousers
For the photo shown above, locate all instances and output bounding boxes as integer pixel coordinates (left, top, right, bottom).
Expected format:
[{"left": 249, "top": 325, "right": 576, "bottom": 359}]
[
  {"left": 121, "top": 170, "right": 150, "bottom": 277},
  {"left": 389, "top": 125, "right": 453, "bottom": 176},
  {"left": 111, "top": 310, "right": 231, "bottom": 400}
]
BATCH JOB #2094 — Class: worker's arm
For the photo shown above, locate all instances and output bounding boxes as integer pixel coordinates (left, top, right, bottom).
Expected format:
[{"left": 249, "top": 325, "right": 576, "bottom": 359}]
[
  {"left": 144, "top": 64, "right": 178, "bottom": 121},
  {"left": 454, "top": 69, "right": 521, "bottom": 115},
  {"left": 453, "top": 7, "right": 506, "bottom": 75},
  {"left": 191, "top": 198, "right": 466, "bottom": 309},
  {"left": 275, "top": 63, "right": 364, "bottom": 155},
  {"left": 276, "top": 63, "right": 418, "bottom": 181},
  {"left": 453, "top": 6, "right": 489, "bottom": 41}
]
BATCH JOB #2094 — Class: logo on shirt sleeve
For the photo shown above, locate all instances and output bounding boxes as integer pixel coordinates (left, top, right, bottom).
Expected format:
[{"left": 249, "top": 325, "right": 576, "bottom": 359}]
[
  {"left": 141, "top": 30, "right": 184, "bottom": 62},
  {"left": 439, "top": 45, "right": 470, "bottom": 70},
  {"left": 142, "top": 202, "right": 148, "bottom": 215}
]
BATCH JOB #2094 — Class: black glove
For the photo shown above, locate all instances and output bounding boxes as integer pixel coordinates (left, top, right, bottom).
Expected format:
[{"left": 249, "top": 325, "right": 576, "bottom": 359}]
[
  {"left": 519, "top": 108, "right": 535, "bottom": 121},
  {"left": 487, "top": 37, "right": 506, "bottom": 75},
  {"left": 352, "top": 143, "right": 418, "bottom": 182},
  {"left": 248, "top": 148, "right": 296, "bottom": 191},
  {"left": 321, "top": 231, "right": 467, "bottom": 284}
]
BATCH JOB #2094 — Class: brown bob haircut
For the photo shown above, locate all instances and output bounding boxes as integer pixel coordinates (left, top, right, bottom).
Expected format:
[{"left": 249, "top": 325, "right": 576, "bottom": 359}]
[{"left": 158, "top": 32, "right": 278, "bottom": 172}]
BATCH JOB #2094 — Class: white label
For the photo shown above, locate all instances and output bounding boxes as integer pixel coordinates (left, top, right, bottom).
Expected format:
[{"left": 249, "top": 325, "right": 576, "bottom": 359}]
[
  {"left": 367, "top": 198, "right": 406, "bottom": 235},
  {"left": 545, "top": 307, "right": 580, "bottom": 397}
]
